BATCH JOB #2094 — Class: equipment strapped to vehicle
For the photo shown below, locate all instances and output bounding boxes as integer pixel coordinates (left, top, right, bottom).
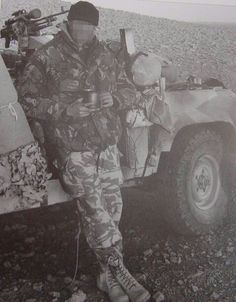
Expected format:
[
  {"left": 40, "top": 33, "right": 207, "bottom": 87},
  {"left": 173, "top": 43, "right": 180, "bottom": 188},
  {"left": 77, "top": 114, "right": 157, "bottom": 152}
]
[
  {"left": 0, "top": 54, "right": 34, "bottom": 155},
  {"left": 128, "top": 51, "right": 178, "bottom": 87},
  {"left": 129, "top": 52, "right": 162, "bottom": 87}
]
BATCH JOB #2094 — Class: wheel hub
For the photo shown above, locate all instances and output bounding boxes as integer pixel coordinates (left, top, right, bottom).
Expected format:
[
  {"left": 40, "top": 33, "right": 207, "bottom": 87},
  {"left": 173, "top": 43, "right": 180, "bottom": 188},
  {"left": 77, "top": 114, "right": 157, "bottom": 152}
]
[
  {"left": 191, "top": 155, "right": 220, "bottom": 210},
  {"left": 195, "top": 167, "right": 211, "bottom": 194}
]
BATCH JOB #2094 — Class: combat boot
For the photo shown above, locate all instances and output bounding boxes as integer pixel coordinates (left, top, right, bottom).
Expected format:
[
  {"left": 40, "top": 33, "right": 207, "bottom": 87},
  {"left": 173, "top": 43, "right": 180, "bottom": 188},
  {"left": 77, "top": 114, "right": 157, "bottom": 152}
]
[
  {"left": 97, "top": 267, "right": 129, "bottom": 302},
  {"left": 108, "top": 255, "right": 151, "bottom": 302}
]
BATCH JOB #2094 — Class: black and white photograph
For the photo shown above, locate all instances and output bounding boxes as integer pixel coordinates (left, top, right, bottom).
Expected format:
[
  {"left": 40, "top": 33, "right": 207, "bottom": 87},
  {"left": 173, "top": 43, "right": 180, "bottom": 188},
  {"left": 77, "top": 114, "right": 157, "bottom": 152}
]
[{"left": 1, "top": 0, "right": 236, "bottom": 301}]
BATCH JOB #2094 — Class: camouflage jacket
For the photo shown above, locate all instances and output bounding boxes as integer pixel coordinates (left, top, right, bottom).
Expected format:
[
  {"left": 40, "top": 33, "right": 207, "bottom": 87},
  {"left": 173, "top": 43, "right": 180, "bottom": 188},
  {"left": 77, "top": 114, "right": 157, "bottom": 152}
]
[{"left": 19, "top": 24, "right": 140, "bottom": 163}]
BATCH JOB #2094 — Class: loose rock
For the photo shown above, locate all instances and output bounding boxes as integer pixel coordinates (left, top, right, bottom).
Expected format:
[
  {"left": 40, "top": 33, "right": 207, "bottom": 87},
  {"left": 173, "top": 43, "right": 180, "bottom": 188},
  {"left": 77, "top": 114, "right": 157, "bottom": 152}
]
[{"left": 153, "top": 291, "right": 165, "bottom": 302}]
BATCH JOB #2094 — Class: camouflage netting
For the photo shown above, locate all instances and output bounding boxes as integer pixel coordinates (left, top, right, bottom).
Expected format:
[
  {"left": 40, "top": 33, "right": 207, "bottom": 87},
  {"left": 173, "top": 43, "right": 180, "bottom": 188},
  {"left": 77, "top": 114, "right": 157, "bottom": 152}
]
[{"left": 0, "top": 142, "right": 49, "bottom": 202}]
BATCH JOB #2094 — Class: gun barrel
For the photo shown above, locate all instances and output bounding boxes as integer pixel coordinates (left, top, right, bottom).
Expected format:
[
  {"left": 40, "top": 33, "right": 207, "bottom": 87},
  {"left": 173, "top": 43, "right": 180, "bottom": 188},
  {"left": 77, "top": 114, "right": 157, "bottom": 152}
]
[
  {"left": 33, "top": 24, "right": 53, "bottom": 32},
  {"left": 35, "top": 10, "right": 69, "bottom": 22},
  {"left": 30, "top": 17, "right": 57, "bottom": 32},
  {"left": 33, "top": 17, "right": 56, "bottom": 26}
]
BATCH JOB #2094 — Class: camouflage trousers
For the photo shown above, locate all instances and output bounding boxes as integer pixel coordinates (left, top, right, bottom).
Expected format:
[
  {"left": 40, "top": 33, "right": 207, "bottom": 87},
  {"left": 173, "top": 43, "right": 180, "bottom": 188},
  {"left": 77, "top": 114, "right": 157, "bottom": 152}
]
[{"left": 61, "top": 145, "right": 123, "bottom": 255}]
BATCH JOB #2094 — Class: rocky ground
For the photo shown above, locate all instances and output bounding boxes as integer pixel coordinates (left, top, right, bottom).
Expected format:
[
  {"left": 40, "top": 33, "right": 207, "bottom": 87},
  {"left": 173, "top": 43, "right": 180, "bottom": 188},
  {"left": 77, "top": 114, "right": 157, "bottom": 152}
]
[
  {"left": 1, "top": 1, "right": 236, "bottom": 301},
  {"left": 1, "top": 185, "right": 236, "bottom": 302},
  {"left": 1, "top": 1, "right": 236, "bottom": 91},
  {"left": 97, "top": 8, "right": 236, "bottom": 93}
]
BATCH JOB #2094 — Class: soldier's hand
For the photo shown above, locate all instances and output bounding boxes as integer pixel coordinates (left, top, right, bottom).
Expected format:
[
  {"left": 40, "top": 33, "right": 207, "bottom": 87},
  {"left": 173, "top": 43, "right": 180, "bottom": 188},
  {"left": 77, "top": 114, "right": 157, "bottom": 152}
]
[
  {"left": 99, "top": 92, "right": 113, "bottom": 108},
  {"left": 60, "top": 79, "right": 79, "bottom": 92},
  {"left": 66, "top": 100, "right": 91, "bottom": 117}
]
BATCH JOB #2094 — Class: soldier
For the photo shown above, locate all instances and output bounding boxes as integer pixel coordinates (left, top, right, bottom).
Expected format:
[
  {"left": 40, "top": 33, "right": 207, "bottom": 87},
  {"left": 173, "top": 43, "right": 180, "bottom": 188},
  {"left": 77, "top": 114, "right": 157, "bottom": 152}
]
[{"left": 19, "top": 1, "right": 151, "bottom": 302}]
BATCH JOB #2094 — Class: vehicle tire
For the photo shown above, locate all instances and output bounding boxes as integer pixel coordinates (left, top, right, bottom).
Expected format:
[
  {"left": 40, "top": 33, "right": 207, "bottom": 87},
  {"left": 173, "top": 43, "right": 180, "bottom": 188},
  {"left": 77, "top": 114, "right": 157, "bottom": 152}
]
[
  {"left": 226, "top": 153, "right": 236, "bottom": 218},
  {"left": 164, "top": 128, "right": 228, "bottom": 235}
]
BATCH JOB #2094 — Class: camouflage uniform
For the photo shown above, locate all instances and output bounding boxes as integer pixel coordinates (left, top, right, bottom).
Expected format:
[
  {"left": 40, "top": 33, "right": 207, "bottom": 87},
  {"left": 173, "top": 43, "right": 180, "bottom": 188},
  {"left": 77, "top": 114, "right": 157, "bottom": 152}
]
[
  {"left": 19, "top": 24, "right": 140, "bottom": 256},
  {"left": 19, "top": 24, "right": 138, "bottom": 161},
  {"left": 62, "top": 145, "right": 123, "bottom": 250}
]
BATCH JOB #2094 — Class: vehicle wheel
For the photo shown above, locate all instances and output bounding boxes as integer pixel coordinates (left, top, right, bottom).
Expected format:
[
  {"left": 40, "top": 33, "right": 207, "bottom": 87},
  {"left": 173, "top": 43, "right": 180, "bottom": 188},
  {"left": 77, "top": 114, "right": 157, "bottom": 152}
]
[
  {"left": 226, "top": 153, "right": 236, "bottom": 218},
  {"left": 164, "top": 128, "right": 228, "bottom": 235}
]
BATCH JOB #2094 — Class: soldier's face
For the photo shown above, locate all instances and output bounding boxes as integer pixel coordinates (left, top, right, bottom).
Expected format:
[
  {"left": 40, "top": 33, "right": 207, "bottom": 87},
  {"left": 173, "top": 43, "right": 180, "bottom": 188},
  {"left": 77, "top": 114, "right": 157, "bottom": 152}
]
[{"left": 68, "top": 20, "right": 96, "bottom": 46}]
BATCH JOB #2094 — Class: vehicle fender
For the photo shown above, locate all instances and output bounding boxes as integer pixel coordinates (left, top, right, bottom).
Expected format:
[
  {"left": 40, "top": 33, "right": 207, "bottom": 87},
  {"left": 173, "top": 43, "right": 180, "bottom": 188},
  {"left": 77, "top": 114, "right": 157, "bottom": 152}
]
[
  {"left": 151, "top": 88, "right": 236, "bottom": 159},
  {"left": 166, "top": 88, "right": 236, "bottom": 136}
]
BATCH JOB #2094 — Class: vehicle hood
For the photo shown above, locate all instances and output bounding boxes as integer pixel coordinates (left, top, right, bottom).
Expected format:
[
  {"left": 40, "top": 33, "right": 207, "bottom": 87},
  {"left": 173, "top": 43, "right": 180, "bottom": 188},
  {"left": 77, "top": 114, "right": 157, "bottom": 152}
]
[{"left": 165, "top": 88, "right": 236, "bottom": 132}]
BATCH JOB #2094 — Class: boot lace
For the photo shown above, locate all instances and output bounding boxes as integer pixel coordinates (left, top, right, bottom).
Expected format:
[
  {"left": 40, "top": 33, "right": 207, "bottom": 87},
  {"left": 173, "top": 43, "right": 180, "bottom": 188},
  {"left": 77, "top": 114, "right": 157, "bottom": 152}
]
[
  {"left": 108, "top": 256, "right": 137, "bottom": 290},
  {"left": 107, "top": 268, "right": 119, "bottom": 289}
]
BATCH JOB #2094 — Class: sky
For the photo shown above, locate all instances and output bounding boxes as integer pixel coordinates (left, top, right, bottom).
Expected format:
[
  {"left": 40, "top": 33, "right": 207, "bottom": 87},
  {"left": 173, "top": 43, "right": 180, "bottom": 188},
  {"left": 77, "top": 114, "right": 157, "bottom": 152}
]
[{"left": 64, "top": 0, "right": 236, "bottom": 23}]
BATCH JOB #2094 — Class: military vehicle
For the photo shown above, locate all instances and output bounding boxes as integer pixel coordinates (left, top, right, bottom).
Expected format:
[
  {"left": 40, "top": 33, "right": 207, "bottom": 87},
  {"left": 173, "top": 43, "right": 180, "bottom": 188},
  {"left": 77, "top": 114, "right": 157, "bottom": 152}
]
[{"left": 1, "top": 7, "right": 236, "bottom": 236}]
